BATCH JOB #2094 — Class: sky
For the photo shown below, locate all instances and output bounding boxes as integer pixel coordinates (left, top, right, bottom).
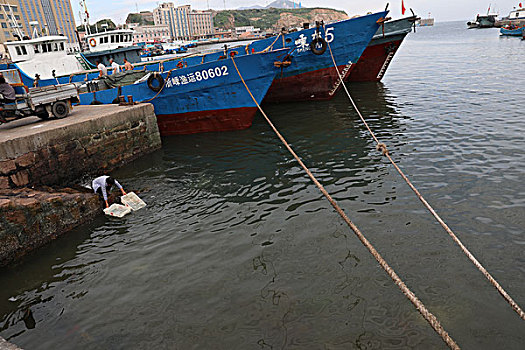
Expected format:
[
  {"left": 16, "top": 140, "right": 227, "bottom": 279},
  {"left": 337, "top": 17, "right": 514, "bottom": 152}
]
[{"left": 72, "top": 0, "right": 524, "bottom": 26}]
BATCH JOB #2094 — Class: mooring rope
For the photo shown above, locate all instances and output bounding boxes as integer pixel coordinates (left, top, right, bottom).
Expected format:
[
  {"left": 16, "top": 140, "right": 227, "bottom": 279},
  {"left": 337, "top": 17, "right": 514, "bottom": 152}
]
[
  {"left": 323, "top": 31, "right": 525, "bottom": 322},
  {"left": 230, "top": 56, "right": 460, "bottom": 350}
]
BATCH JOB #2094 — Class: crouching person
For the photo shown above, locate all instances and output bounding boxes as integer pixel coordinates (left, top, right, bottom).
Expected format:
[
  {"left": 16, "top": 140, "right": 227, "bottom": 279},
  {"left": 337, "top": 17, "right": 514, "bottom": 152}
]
[{"left": 92, "top": 175, "right": 127, "bottom": 208}]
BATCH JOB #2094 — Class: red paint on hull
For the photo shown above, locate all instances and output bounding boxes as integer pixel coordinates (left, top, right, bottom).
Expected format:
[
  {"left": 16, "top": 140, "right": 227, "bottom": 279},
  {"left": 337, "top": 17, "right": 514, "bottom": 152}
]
[
  {"left": 263, "top": 64, "right": 350, "bottom": 103},
  {"left": 156, "top": 107, "right": 258, "bottom": 136},
  {"left": 346, "top": 39, "right": 404, "bottom": 82}
]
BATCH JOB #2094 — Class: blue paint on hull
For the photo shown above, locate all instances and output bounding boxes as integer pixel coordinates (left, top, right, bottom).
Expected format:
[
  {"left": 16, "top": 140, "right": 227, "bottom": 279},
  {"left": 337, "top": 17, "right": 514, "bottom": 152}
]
[{"left": 78, "top": 49, "right": 288, "bottom": 134}]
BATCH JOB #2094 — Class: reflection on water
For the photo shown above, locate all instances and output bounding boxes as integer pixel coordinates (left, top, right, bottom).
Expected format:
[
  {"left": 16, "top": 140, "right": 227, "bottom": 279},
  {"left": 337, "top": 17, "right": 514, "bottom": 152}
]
[{"left": 1, "top": 22, "right": 524, "bottom": 349}]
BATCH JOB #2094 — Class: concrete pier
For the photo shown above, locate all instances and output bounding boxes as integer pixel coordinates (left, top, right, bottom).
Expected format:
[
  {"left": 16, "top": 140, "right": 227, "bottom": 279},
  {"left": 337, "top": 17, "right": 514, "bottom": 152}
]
[
  {"left": 0, "top": 104, "right": 161, "bottom": 189},
  {"left": 0, "top": 104, "right": 161, "bottom": 267}
]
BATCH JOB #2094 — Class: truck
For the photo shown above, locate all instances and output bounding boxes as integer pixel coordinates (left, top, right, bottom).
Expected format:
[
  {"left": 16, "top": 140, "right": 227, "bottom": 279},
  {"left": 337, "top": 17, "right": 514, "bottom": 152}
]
[{"left": 0, "top": 69, "right": 79, "bottom": 124}]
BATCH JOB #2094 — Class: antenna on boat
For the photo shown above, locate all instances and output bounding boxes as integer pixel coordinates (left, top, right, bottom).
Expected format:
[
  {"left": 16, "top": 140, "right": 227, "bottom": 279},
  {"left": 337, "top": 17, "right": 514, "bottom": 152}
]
[
  {"left": 79, "top": 0, "right": 91, "bottom": 35},
  {"left": 3, "top": 5, "right": 25, "bottom": 40},
  {"left": 29, "top": 21, "right": 40, "bottom": 38}
]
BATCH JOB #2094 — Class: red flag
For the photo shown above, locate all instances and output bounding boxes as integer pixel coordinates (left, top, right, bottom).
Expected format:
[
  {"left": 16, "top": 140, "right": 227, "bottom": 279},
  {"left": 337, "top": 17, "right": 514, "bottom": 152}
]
[
  {"left": 520, "top": 3, "right": 523, "bottom": 8},
  {"left": 401, "top": 0, "right": 406, "bottom": 15}
]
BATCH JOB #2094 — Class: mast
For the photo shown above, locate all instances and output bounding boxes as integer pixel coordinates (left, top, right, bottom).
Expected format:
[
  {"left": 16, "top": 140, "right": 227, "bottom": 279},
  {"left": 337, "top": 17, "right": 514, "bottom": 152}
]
[
  {"left": 79, "top": 0, "right": 91, "bottom": 35},
  {"left": 3, "top": 5, "right": 25, "bottom": 40}
]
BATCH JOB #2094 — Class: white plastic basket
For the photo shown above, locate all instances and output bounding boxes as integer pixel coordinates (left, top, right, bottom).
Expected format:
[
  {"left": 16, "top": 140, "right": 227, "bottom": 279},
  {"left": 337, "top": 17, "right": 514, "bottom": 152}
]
[
  {"left": 121, "top": 192, "right": 146, "bottom": 211},
  {"left": 103, "top": 203, "right": 132, "bottom": 218}
]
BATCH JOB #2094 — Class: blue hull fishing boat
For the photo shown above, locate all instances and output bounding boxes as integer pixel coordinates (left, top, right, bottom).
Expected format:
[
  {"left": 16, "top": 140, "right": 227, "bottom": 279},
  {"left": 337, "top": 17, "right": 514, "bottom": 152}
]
[
  {"left": 244, "top": 11, "right": 389, "bottom": 102},
  {"left": 500, "top": 26, "right": 524, "bottom": 36},
  {"left": 10, "top": 11, "right": 387, "bottom": 104},
  {"left": 78, "top": 49, "right": 289, "bottom": 135}
]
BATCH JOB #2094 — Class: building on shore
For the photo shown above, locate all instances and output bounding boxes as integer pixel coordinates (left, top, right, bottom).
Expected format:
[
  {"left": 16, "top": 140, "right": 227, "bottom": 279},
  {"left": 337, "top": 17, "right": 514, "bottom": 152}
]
[
  {"left": 0, "top": 0, "right": 78, "bottom": 51},
  {"left": 189, "top": 10, "right": 213, "bottom": 38},
  {"left": 153, "top": 3, "right": 191, "bottom": 40},
  {"left": 129, "top": 24, "right": 169, "bottom": 43},
  {"left": 19, "top": 0, "right": 77, "bottom": 46},
  {"left": 235, "top": 26, "right": 261, "bottom": 37},
  {"left": 0, "top": 0, "right": 28, "bottom": 44},
  {"left": 153, "top": 2, "right": 213, "bottom": 40}
]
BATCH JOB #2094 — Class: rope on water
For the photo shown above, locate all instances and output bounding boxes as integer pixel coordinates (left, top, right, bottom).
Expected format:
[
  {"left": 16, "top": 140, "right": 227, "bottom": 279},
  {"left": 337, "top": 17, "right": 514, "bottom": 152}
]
[
  {"left": 324, "top": 31, "right": 525, "bottom": 322},
  {"left": 230, "top": 56, "right": 461, "bottom": 350}
]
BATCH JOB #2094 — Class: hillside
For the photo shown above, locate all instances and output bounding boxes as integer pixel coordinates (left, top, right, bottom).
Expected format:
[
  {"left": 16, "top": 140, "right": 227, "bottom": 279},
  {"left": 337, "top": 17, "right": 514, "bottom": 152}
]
[{"left": 213, "top": 7, "right": 348, "bottom": 30}]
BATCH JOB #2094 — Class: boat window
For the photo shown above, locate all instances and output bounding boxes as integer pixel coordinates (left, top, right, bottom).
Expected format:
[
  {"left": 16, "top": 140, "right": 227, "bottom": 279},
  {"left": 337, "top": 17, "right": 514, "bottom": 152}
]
[
  {"left": 21, "top": 46, "right": 27, "bottom": 55},
  {"left": 34, "top": 44, "right": 39, "bottom": 53},
  {"left": 42, "top": 44, "right": 47, "bottom": 53},
  {"left": 60, "top": 42, "right": 64, "bottom": 50},
  {"left": 53, "top": 43, "right": 58, "bottom": 51},
  {"left": 15, "top": 46, "right": 21, "bottom": 55},
  {"left": 111, "top": 35, "right": 115, "bottom": 43},
  {"left": 47, "top": 43, "right": 52, "bottom": 52}
]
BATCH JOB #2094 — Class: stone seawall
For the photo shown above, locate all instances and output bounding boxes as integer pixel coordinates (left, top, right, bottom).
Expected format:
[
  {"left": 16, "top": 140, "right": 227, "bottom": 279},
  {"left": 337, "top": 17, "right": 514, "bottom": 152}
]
[
  {"left": 0, "top": 104, "right": 161, "bottom": 189},
  {"left": 0, "top": 187, "right": 100, "bottom": 267},
  {"left": 0, "top": 104, "right": 162, "bottom": 267}
]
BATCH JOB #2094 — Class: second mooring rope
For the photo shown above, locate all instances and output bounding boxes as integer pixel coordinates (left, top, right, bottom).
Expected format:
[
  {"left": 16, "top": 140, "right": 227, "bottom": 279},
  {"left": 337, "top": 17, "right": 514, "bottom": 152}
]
[
  {"left": 230, "top": 56, "right": 460, "bottom": 350},
  {"left": 323, "top": 30, "right": 525, "bottom": 322}
]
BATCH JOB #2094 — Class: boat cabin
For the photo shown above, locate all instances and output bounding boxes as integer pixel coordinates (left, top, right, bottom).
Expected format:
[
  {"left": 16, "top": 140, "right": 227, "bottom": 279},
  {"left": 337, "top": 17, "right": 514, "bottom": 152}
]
[
  {"left": 85, "top": 29, "right": 135, "bottom": 53},
  {"left": 4, "top": 36, "right": 68, "bottom": 63},
  {"left": 507, "top": 8, "right": 525, "bottom": 20}
]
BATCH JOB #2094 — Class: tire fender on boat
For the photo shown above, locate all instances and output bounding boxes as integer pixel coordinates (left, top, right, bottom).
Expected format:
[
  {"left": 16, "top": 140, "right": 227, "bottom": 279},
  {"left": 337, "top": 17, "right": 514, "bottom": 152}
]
[
  {"left": 310, "top": 37, "right": 327, "bottom": 55},
  {"left": 147, "top": 72, "right": 164, "bottom": 92}
]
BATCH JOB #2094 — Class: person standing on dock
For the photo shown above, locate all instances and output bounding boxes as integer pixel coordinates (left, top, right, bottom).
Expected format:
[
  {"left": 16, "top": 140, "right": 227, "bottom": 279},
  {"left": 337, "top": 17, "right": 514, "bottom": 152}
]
[
  {"left": 92, "top": 175, "right": 127, "bottom": 208},
  {"left": 123, "top": 58, "right": 134, "bottom": 71},
  {"left": 96, "top": 60, "right": 108, "bottom": 77},
  {"left": 109, "top": 59, "right": 121, "bottom": 74},
  {"left": 0, "top": 75, "right": 16, "bottom": 104}
]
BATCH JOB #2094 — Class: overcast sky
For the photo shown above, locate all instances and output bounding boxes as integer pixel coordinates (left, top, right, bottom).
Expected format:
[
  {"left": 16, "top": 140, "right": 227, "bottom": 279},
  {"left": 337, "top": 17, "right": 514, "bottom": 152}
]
[{"left": 74, "top": 0, "right": 523, "bottom": 26}]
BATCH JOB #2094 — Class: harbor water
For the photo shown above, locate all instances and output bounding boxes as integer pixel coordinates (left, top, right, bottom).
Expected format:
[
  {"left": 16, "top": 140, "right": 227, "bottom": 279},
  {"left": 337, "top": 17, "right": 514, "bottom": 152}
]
[{"left": 1, "top": 21, "right": 524, "bottom": 349}]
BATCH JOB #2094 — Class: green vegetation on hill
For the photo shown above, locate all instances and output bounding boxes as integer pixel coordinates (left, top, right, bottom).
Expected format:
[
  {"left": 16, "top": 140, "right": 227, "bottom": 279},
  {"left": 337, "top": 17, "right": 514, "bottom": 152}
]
[
  {"left": 76, "top": 19, "right": 116, "bottom": 33},
  {"left": 213, "top": 7, "right": 347, "bottom": 30},
  {"left": 126, "top": 13, "right": 154, "bottom": 25}
]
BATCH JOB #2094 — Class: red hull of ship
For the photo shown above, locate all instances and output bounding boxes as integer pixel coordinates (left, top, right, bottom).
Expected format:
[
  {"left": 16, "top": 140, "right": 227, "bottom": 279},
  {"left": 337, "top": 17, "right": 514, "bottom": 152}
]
[
  {"left": 156, "top": 107, "right": 258, "bottom": 136},
  {"left": 346, "top": 39, "right": 404, "bottom": 82},
  {"left": 263, "top": 64, "right": 351, "bottom": 103}
]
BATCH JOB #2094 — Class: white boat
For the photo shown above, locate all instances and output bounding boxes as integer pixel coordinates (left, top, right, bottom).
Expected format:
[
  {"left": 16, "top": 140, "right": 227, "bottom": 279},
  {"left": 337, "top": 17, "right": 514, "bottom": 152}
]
[
  {"left": 4, "top": 36, "right": 89, "bottom": 81},
  {"left": 82, "top": 29, "right": 142, "bottom": 66},
  {"left": 505, "top": 7, "right": 525, "bottom": 20}
]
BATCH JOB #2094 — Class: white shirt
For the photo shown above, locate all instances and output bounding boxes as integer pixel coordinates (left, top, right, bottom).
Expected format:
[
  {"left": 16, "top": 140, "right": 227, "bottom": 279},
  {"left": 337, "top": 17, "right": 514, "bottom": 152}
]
[
  {"left": 111, "top": 61, "right": 120, "bottom": 74},
  {"left": 97, "top": 63, "right": 107, "bottom": 76},
  {"left": 92, "top": 176, "right": 122, "bottom": 201}
]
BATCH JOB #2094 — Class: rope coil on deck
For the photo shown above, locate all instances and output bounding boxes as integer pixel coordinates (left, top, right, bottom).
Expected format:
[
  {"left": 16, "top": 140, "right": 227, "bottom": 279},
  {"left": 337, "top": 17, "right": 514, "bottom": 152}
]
[
  {"left": 323, "top": 28, "right": 525, "bottom": 323},
  {"left": 230, "top": 55, "right": 460, "bottom": 350}
]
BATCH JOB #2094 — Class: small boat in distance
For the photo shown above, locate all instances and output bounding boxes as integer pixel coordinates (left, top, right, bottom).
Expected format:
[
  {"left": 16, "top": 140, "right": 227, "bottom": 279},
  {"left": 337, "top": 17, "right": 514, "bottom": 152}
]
[
  {"left": 495, "top": 6, "right": 525, "bottom": 27},
  {"left": 418, "top": 13, "right": 435, "bottom": 26},
  {"left": 499, "top": 25, "right": 524, "bottom": 36},
  {"left": 467, "top": 14, "right": 498, "bottom": 28},
  {"left": 467, "top": 4, "right": 498, "bottom": 28}
]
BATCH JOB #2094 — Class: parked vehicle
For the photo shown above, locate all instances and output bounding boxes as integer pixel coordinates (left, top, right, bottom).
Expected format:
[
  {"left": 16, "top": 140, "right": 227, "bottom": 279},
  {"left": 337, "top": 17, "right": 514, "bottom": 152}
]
[{"left": 0, "top": 69, "right": 78, "bottom": 124}]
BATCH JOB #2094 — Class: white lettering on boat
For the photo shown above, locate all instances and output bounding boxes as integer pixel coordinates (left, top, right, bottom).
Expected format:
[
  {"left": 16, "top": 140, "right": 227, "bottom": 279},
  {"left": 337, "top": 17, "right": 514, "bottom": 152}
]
[
  {"left": 165, "top": 65, "right": 229, "bottom": 88},
  {"left": 295, "top": 26, "right": 335, "bottom": 53}
]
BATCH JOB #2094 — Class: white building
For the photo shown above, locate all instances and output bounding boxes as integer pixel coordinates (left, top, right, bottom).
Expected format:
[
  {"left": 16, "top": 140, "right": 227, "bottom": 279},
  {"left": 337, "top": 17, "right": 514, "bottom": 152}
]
[
  {"left": 189, "top": 10, "right": 213, "bottom": 38},
  {"left": 131, "top": 25, "right": 170, "bottom": 43},
  {"left": 153, "top": 3, "right": 191, "bottom": 40},
  {"left": 235, "top": 26, "right": 261, "bottom": 36}
]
